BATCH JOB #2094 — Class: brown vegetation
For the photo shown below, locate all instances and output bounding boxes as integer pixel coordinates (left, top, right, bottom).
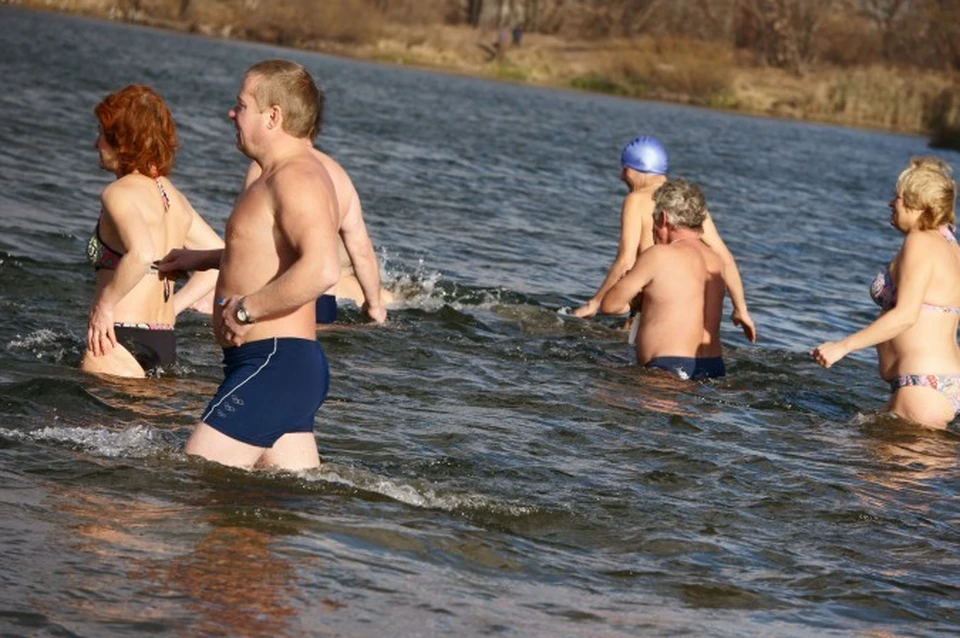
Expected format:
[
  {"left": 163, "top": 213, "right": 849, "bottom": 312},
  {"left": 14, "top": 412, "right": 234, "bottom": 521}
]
[{"left": 10, "top": 0, "right": 960, "bottom": 147}]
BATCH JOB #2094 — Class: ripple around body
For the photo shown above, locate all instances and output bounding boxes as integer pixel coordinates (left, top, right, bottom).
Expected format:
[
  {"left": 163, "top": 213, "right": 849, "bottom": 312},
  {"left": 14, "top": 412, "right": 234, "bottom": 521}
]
[{"left": 1, "top": 6, "right": 960, "bottom": 637}]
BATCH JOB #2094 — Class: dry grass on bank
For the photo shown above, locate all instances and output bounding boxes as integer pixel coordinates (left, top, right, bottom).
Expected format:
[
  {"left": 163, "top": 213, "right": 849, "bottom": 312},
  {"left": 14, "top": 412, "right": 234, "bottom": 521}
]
[
  {"left": 561, "top": 37, "right": 738, "bottom": 108},
  {"left": 12, "top": 0, "right": 960, "bottom": 146}
]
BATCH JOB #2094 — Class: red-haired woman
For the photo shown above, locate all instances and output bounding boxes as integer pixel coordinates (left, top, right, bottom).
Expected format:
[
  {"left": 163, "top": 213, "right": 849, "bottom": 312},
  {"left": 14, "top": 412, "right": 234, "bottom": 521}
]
[{"left": 82, "top": 85, "right": 223, "bottom": 378}]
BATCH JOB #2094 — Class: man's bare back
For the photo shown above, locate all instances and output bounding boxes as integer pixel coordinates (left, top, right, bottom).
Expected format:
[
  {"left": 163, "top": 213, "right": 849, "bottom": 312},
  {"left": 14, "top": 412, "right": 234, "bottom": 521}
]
[
  {"left": 600, "top": 178, "right": 728, "bottom": 380},
  {"left": 633, "top": 239, "right": 725, "bottom": 363}
]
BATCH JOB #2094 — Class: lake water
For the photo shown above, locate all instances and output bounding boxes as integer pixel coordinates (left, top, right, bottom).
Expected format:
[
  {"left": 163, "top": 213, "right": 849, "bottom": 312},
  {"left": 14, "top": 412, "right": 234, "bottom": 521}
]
[{"left": 1, "top": 7, "right": 958, "bottom": 636}]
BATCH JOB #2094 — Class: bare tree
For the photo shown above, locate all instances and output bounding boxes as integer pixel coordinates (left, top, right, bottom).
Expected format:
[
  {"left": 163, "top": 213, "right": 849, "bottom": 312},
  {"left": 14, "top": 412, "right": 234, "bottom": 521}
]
[
  {"left": 467, "top": 0, "right": 485, "bottom": 26},
  {"left": 737, "top": 0, "right": 838, "bottom": 74}
]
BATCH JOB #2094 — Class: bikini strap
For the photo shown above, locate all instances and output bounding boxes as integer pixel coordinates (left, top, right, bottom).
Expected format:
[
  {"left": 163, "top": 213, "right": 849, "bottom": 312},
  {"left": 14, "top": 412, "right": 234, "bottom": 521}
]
[
  {"left": 939, "top": 225, "right": 957, "bottom": 245},
  {"left": 155, "top": 177, "right": 171, "bottom": 211}
]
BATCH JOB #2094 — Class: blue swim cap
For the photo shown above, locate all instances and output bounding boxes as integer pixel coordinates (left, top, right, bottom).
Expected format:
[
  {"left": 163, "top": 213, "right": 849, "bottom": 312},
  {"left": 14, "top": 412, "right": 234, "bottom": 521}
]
[{"left": 620, "top": 136, "right": 668, "bottom": 175}]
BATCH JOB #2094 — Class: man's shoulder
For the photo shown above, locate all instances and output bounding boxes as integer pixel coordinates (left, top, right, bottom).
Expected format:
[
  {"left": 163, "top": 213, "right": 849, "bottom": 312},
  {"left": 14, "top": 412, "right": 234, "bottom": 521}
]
[
  {"left": 636, "top": 243, "right": 671, "bottom": 265},
  {"left": 265, "top": 153, "right": 327, "bottom": 188}
]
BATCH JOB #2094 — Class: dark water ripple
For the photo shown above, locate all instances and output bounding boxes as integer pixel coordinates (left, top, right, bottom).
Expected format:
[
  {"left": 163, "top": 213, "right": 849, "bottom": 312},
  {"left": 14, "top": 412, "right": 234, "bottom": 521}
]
[{"left": 2, "top": 5, "right": 960, "bottom": 637}]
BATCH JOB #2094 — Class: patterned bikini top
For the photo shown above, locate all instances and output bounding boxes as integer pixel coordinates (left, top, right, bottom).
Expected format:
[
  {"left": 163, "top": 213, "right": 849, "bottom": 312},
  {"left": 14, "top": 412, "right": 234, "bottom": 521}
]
[
  {"left": 869, "top": 225, "right": 960, "bottom": 314},
  {"left": 86, "top": 177, "right": 171, "bottom": 299},
  {"left": 87, "top": 177, "right": 169, "bottom": 270}
]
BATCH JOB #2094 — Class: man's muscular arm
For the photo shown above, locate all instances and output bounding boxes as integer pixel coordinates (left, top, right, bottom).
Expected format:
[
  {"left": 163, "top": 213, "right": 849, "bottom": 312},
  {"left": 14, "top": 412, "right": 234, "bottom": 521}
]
[
  {"left": 232, "top": 166, "right": 341, "bottom": 324},
  {"left": 339, "top": 185, "right": 386, "bottom": 323}
]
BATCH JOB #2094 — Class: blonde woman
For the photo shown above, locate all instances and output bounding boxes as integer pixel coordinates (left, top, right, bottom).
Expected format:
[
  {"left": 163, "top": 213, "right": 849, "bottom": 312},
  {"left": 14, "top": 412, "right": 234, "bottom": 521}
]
[{"left": 813, "top": 158, "right": 960, "bottom": 428}]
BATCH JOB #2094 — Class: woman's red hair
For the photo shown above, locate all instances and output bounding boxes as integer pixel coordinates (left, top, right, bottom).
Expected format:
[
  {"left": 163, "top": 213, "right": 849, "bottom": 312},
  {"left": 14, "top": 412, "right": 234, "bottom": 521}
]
[{"left": 95, "top": 85, "right": 178, "bottom": 177}]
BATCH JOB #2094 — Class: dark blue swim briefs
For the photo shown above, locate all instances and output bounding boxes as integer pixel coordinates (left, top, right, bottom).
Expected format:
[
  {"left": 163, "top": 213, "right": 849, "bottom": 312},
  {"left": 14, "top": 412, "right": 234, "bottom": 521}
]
[
  {"left": 645, "top": 356, "right": 726, "bottom": 380},
  {"left": 201, "top": 337, "right": 330, "bottom": 447},
  {"left": 315, "top": 294, "right": 337, "bottom": 325}
]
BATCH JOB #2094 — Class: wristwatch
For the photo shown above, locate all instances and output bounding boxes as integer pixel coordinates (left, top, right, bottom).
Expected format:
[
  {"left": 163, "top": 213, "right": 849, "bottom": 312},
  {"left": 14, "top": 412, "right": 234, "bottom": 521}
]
[{"left": 234, "top": 297, "right": 255, "bottom": 325}]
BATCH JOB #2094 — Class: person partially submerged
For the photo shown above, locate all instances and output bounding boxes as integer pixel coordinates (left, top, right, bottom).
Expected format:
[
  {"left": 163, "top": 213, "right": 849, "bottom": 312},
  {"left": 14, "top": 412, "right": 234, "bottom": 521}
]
[
  {"left": 600, "top": 178, "right": 727, "bottom": 380},
  {"left": 574, "top": 135, "right": 755, "bottom": 345}
]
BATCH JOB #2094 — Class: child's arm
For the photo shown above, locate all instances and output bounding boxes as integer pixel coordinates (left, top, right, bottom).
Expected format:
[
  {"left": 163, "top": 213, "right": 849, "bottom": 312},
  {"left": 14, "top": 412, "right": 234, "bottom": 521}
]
[
  {"left": 701, "top": 213, "right": 757, "bottom": 342},
  {"left": 573, "top": 193, "right": 650, "bottom": 318}
]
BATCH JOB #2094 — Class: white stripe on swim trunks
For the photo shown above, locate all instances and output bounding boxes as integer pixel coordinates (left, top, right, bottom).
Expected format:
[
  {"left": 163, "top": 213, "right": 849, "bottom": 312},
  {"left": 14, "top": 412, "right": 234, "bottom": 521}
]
[{"left": 201, "top": 338, "right": 279, "bottom": 423}]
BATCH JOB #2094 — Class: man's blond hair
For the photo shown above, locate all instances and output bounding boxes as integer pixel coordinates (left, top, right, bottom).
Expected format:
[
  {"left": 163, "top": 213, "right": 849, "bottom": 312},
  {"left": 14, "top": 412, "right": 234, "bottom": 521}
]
[
  {"left": 653, "top": 179, "right": 707, "bottom": 230},
  {"left": 896, "top": 157, "right": 957, "bottom": 230},
  {"left": 246, "top": 59, "right": 323, "bottom": 139}
]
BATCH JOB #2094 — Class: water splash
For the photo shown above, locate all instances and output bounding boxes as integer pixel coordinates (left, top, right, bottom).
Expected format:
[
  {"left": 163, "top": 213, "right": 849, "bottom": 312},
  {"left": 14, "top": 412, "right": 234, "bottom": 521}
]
[{"left": 0, "top": 422, "right": 172, "bottom": 458}]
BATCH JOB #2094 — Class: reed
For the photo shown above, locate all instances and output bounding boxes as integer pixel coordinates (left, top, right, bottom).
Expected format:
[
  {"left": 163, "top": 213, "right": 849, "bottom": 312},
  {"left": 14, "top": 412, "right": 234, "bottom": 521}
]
[{"left": 790, "top": 67, "right": 960, "bottom": 138}]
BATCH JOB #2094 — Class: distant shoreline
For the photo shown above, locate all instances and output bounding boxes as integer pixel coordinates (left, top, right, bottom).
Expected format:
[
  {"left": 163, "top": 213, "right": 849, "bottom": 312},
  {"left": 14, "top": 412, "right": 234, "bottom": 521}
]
[{"left": 6, "top": 2, "right": 959, "bottom": 147}]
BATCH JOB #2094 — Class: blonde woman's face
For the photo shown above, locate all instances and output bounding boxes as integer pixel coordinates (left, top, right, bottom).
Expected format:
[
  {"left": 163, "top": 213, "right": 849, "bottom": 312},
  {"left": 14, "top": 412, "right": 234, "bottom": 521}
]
[{"left": 889, "top": 192, "right": 921, "bottom": 233}]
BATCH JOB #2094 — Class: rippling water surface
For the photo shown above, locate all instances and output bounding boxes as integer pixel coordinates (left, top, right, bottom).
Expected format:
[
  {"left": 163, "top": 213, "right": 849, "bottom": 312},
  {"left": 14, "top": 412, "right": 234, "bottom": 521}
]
[{"left": 1, "top": 7, "right": 959, "bottom": 636}]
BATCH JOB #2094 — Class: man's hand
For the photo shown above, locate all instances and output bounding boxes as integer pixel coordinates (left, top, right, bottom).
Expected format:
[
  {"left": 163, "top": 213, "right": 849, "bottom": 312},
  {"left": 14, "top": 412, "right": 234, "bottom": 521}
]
[
  {"left": 215, "top": 296, "right": 255, "bottom": 347},
  {"left": 810, "top": 340, "right": 849, "bottom": 369},
  {"left": 87, "top": 302, "right": 117, "bottom": 357},
  {"left": 732, "top": 308, "right": 757, "bottom": 343},
  {"left": 572, "top": 298, "right": 600, "bottom": 318},
  {"left": 362, "top": 302, "right": 387, "bottom": 324},
  {"left": 158, "top": 248, "right": 215, "bottom": 279}
]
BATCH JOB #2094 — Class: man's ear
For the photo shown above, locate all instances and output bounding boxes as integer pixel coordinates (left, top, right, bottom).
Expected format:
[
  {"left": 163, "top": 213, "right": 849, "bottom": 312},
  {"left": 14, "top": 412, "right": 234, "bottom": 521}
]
[{"left": 267, "top": 104, "right": 282, "bottom": 130}]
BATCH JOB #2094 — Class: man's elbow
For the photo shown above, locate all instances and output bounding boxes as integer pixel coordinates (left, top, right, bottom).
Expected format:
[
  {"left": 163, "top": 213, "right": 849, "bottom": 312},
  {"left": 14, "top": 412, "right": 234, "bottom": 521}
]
[
  {"left": 315, "top": 260, "right": 341, "bottom": 294},
  {"left": 599, "top": 295, "right": 628, "bottom": 315},
  {"left": 613, "top": 254, "right": 636, "bottom": 275}
]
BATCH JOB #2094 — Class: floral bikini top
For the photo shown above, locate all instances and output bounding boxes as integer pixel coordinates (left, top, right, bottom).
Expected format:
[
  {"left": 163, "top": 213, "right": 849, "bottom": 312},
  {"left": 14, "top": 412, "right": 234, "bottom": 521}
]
[
  {"left": 87, "top": 177, "right": 171, "bottom": 300},
  {"left": 869, "top": 225, "right": 960, "bottom": 314}
]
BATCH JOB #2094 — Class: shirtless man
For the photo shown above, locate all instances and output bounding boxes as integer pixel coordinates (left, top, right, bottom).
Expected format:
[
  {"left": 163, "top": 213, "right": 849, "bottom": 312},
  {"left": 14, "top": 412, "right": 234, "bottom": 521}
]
[
  {"left": 574, "top": 135, "right": 755, "bottom": 344},
  {"left": 600, "top": 178, "right": 727, "bottom": 380},
  {"left": 162, "top": 59, "right": 384, "bottom": 470},
  {"left": 244, "top": 154, "right": 393, "bottom": 325}
]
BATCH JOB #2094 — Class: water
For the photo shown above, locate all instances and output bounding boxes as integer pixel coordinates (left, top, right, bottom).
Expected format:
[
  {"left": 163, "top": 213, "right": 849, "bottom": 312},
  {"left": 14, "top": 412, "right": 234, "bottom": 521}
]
[{"left": 1, "top": 7, "right": 959, "bottom": 636}]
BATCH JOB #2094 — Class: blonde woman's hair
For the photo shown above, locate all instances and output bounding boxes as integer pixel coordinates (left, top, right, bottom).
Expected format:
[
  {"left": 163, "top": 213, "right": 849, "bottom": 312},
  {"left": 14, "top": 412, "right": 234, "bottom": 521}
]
[
  {"left": 653, "top": 178, "right": 708, "bottom": 230},
  {"left": 896, "top": 156, "right": 957, "bottom": 230},
  {"left": 245, "top": 59, "right": 323, "bottom": 139}
]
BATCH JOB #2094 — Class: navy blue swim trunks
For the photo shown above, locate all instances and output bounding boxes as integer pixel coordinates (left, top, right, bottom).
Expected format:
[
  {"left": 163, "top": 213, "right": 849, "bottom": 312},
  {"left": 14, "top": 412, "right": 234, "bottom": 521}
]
[
  {"left": 315, "top": 294, "right": 337, "bottom": 324},
  {"left": 646, "top": 356, "right": 726, "bottom": 380},
  {"left": 201, "top": 337, "right": 329, "bottom": 447}
]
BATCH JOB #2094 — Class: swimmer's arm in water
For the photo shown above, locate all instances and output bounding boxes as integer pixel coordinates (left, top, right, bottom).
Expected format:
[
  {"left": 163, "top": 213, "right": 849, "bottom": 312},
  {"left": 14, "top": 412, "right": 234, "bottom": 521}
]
[
  {"left": 700, "top": 213, "right": 757, "bottom": 343},
  {"left": 172, "top": 200, "right": 225, "bottom": 316},
  {"left": 339, "top": 185, "right": 386, "bottom": 323},
  {"left": 573, "top": 193, "right": 648, "bottom": 318},
  {"left": 812, "top": 233, "right": 931, "bottom": 367},
  {"left": 600, "top": 245, "right": 662, "bottom": 316},
  {"left": 88, "top": 184, "right": 156, "bottom": 357}
]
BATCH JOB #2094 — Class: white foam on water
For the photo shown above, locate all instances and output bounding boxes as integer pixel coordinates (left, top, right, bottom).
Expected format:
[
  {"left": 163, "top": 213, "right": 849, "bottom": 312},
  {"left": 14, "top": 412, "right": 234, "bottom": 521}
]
[
  {"left": 0, "top": 423, "right": 166, "bottom": 458},
  {"left": 7, "top": 328, "right": 79, "bottom": 363},
  {"left": 308, "top": 462, "right": 537, "bottom": 516},
  {"left": 8, "top": 328, "right": 65, "bottom": 350}
]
